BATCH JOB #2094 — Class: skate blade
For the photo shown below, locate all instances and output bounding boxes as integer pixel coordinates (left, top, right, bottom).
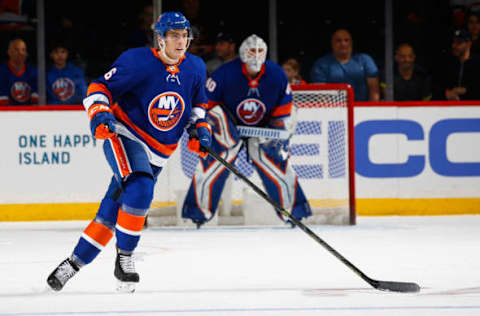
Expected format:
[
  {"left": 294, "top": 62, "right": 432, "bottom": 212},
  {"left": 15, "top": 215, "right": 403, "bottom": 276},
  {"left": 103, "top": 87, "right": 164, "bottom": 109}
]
[{"left": 116, "top": 280, "right": 136, "bottom": 293}]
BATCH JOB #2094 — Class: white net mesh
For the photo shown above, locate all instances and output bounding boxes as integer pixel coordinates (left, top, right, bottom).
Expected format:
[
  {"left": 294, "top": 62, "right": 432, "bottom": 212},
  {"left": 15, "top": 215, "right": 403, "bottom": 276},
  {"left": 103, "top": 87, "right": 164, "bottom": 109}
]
[{"left": 287, "top": 84, "right": 354, "bottom": 223}]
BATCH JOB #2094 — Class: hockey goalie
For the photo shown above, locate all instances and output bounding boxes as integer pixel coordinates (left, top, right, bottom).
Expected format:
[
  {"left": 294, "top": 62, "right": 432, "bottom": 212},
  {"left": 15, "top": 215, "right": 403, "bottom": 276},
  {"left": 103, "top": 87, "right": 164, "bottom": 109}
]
[{"left": 182, "top": 34, "right": 312, "bottom": 228}]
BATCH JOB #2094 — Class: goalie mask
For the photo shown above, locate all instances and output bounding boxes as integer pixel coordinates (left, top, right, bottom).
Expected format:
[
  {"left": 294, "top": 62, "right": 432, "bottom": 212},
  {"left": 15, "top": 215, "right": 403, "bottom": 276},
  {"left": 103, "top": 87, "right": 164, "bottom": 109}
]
[
  {"left": 154, "top": 12, "right": 192, "bottom": 63},
  {"left": 239, "top": 34, "right": 267, "bottom": 73}
]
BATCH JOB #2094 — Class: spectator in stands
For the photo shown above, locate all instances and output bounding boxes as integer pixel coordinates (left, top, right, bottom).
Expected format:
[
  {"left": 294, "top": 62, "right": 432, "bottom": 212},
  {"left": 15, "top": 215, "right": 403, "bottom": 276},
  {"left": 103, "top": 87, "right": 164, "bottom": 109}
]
[
  {"left": 206, "top": 31, "right": 237, "bottom": 76},
  {"left": 46, "top": 41, "right": 88, "bottom": 105},
  {"left": 381, "top": 43, "right": 432, "bottom": 101},
  {"left": 0, "top": 37, "right": 38, "bottom": 105},
  {"left": 310, "top": 28, "right": 379, "bottom": 101},
  {"left": 281, "top": 58, "right": 307, "bottom": 85},
  {"left": 126, "top": 4, "right": 154, "bottom": 49},
  {"left": 181, "top": 0, "right": 213, "bottom": 61},
  {"left": 433, "top": 29, "right": 480, "bottom": 100},
  {"left": 466, "top": 10, "right": 480, "bottom": 54}
]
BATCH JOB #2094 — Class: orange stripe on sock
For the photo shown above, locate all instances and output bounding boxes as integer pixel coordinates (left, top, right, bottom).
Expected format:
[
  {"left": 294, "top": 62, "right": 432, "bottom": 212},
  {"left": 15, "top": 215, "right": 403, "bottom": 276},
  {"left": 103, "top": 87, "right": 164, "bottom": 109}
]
[
  {"left": 84, "top": 221, "right": 113, "bottom": 247},
  {"left": 117, "top": 208, "right": 145, "bottom": 232}
]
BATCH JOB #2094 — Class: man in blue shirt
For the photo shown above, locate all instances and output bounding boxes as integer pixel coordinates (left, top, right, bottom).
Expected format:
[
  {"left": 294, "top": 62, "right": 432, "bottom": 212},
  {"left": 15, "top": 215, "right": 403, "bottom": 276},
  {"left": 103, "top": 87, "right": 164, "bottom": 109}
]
[{"left": 310, "top": 29, "right": 380, "bottom": 101}]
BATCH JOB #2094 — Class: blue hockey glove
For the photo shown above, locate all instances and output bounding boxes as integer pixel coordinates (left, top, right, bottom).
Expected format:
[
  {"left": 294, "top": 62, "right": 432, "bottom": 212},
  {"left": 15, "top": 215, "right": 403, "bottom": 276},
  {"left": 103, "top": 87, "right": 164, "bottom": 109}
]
[
  {"left": 89, "top": 109, "right": 116, "bottom": 139},
  {"left": 187, "top": 118, "right": 212, "bottom": 158}
]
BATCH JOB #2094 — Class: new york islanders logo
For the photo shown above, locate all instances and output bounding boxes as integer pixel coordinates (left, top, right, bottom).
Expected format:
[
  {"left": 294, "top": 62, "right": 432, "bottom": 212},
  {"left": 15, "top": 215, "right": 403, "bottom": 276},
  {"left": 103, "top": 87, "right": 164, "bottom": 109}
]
[
  {"left": 148, "top": 92, "right": 185, "bottom": 131},
  {"left": 236, "top": 98, "right": 266, "bottom": 125},
  {"left": 52, "top": 78, "right": 75, "bottom": 101},
  {"left": 10, "top": 81, "right": 31, "bottom": 103}
]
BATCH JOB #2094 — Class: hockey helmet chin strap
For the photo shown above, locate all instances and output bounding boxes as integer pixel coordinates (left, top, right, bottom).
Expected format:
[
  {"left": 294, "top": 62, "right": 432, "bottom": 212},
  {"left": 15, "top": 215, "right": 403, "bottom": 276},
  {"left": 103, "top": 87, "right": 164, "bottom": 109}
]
[
  {"left": 157, "top": 34, "right": 191, "bottom": 65},
  {"left": 240, "top": 34, "right": 267, "bottom": 73}
]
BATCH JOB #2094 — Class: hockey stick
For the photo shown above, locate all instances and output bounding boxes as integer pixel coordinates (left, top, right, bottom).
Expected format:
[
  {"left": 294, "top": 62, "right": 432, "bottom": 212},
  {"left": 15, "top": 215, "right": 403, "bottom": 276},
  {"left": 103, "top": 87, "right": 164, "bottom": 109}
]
[{"left": 201, "top": 145, "right": 421, "bottom": 293}]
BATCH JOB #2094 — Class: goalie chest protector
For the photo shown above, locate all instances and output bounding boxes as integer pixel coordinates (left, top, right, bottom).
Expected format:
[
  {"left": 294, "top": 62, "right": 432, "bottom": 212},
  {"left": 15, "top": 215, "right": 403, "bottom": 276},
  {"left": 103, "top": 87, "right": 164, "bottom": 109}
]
[{"left": 206, "top": 58, "right": 292, "bottom": 127}]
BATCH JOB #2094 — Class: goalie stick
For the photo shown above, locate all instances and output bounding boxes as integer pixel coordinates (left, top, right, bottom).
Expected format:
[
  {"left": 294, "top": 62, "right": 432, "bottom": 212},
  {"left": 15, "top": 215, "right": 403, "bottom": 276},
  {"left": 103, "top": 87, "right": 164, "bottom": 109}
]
[
  {"left": 237, "top": 126, "right": 291, "bottom": 140},
  {"left": 201, "top": 144, "right": 421, "bottom": 293}
]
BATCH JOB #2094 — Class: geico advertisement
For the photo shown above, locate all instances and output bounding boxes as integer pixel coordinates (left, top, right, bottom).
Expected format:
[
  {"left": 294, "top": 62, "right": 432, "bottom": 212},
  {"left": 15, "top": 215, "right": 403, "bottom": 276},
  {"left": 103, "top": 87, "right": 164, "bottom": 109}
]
[
  {"left": 355, "top": 106, "right": 480, "bottom": 198},
  {"left": 0, "top": 111, "right": 111, "bottom": 203}
]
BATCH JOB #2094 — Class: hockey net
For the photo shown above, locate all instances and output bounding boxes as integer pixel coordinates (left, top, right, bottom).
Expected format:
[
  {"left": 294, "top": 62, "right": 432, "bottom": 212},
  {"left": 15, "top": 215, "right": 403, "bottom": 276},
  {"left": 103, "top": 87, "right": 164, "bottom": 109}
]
[{"left": 148, "top": 83, "right": 356, "bottom": 226}]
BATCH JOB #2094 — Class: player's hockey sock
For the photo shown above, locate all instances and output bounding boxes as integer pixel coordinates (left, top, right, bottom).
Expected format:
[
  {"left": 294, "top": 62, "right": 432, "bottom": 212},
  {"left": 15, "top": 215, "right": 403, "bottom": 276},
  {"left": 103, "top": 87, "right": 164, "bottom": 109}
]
[
  {"left": 115, "top": 207, "right": 147, "bottom": 252},
  {"left": 115, "top": 174, "right": 153, "bottom": 252},
  {"left": 73, "top": 219, "right": 114, "bottom": 264}
]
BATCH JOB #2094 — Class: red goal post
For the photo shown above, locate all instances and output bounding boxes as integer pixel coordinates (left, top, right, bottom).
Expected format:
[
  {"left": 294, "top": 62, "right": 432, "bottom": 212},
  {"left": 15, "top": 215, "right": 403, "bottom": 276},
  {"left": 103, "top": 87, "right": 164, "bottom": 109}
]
[{"left": 290, "top": 83, "right": 356, "bottom": 225}]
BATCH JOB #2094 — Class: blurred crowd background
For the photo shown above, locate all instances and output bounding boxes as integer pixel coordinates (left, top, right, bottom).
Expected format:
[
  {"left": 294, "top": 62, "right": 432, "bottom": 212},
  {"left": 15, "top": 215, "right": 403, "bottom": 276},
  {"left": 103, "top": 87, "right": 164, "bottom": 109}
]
[{"left": 0, "top": 0, "right": 476, "bottom": 99}]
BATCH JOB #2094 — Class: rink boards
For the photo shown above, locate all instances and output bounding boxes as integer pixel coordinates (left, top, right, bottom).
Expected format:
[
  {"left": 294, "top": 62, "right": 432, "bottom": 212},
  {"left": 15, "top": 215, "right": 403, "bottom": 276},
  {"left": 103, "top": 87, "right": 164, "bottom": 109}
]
[{"left": 0, "top": 102, "right": 479, "bottom": 220}]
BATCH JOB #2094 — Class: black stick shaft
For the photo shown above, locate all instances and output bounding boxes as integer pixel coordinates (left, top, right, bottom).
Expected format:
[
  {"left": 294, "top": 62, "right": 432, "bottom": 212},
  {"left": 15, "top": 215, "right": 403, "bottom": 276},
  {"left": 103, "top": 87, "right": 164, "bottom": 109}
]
[{"left": 202, "top": 145, "right": 420, "bottom": 293}]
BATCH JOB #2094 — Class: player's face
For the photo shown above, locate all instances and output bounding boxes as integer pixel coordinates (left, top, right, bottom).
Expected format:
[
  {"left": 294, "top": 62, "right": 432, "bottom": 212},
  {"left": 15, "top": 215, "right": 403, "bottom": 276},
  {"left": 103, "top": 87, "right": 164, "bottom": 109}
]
[
  {"left": 244, "top": 47, "right": 266, "bottom": 75},
  {"left": 50, "top": 48, "right": 69, "bottom": 68},
  {"left": 8, "top": 40, "right": 27, "bottom": 65},
  {"left": 247, "top": 47, "right": 265, "bottom": 59},
  {"left": 164, "top": 29, "right": 189, "bottom": 61}
]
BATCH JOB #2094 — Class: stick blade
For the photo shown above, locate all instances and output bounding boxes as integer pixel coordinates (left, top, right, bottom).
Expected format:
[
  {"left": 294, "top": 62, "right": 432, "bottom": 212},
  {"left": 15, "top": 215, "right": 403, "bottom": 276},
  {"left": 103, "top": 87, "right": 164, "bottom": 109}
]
[{"left": 372, "top": 280, "right": 421, "bottom": 293}]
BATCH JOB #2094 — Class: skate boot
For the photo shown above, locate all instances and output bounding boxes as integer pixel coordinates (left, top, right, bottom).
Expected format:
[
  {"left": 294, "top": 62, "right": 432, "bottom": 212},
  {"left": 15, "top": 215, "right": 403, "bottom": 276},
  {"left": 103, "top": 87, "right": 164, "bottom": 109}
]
[
  {"left": 114, "top": 252, "right": 139, "bottom": 293},
  {"left": 47, "top": 258, "right": 80, "bottom": 291}
]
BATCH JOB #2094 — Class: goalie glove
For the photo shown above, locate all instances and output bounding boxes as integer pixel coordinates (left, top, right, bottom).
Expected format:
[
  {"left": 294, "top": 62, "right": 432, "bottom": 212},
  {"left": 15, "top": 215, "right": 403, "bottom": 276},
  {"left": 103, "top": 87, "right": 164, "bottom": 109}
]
[
  {"left": 187, "top": 118, "right": 212, "bottom": 158},
  {"left": 87, "top": 104, "right": 116, "bottom": 139}
]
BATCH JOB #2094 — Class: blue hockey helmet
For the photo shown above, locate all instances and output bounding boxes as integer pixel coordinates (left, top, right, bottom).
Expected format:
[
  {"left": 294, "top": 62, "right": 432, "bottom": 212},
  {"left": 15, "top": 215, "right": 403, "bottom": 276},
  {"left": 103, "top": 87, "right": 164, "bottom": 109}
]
[{"left": 155, "top": 12, "right": 191, "bottom": 38}]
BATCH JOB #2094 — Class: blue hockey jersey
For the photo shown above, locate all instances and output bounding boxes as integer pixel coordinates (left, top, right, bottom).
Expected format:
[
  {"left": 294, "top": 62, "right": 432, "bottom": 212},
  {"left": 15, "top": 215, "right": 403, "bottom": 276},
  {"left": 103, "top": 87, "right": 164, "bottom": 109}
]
[
  {"left": 0, "top": 61, "right": 38, "bottom": 105},
  {"left": 83, "top": 47, "right": 208, "bottom": 166},
  {"left": 205, "top": 58, "right": 293, "bottom": 126},
  {"left": 47, "top": 62, "right": 88, "bottom": 105}
]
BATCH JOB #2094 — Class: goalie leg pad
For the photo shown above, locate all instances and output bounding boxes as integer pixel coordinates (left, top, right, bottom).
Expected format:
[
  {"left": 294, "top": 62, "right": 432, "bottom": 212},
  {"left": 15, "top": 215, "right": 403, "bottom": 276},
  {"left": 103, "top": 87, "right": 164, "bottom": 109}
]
[
  {"left": 207, "top": 105, "right": 239, "bottom": 150},
  {"left": 248, "top": 139, "right": 312, "bottom": 222},
  {"left": 289, "top": 180, "right": 312, "bottom": 221},
  {"left": 182, "top": 142, "right": 243, "bottom": 224}
]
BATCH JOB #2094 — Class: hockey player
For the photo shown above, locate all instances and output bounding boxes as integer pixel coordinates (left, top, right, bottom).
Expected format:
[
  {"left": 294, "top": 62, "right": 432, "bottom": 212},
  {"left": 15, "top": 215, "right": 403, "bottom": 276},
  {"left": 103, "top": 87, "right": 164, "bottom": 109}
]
[
  {"left": 182, "top": 34, "right": 312, "bottom": 228},
  {"left": 47, "top": 12, "right": 212, "bottom": 292}
]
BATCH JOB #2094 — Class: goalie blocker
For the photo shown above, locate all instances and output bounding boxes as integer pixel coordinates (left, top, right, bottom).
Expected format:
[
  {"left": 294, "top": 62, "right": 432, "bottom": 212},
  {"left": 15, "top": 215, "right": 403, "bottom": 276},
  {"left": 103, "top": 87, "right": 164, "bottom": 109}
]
[{"left": 181, "top": 105, "right": 312, "bottom": 227}]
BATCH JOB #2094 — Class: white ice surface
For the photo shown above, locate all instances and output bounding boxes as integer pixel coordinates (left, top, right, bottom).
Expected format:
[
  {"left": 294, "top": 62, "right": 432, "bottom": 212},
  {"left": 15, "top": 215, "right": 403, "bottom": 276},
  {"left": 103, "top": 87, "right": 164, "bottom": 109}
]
[{"left": 1, "top": 215, "right": 479, "bottom": 315}]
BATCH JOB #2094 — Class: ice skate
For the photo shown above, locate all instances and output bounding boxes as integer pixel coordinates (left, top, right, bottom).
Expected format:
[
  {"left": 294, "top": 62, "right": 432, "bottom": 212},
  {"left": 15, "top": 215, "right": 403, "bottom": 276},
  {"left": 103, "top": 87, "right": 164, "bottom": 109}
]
[
  {"left": 47, "top": 258, "right": 80, "bottom": 291},
  {"left": 114, "top": 252, "right": 139, "bottom": 293}
]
